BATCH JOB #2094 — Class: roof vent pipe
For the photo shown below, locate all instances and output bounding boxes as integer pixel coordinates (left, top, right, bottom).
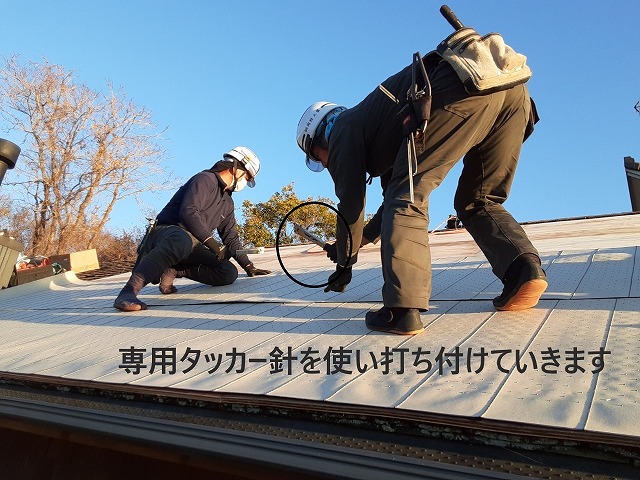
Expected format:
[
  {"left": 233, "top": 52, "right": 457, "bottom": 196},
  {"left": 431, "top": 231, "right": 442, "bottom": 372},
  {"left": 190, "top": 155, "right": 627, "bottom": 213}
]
[
  {"left": 624, "top": 156, "right": 640, "bottom": 212},
  {"left": 0, "top": 138, "right": 21, "bottom": 187}
]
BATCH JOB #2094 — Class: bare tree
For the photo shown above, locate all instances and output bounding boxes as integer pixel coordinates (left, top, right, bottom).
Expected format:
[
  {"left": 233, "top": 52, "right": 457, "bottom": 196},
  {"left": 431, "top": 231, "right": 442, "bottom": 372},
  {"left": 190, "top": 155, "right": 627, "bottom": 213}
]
[
  {"left": 92, "top": 227, "right": 143, "bottom": 264},
  {"left": 0, "top": 192, "right": 32, "bottom": 246},
  {"left": 0, "top": 56, "right": 172, "bottom": 255}
]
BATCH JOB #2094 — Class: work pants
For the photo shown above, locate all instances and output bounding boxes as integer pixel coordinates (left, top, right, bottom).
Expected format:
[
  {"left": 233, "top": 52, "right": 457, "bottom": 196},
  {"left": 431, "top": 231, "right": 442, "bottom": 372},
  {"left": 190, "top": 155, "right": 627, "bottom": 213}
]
[
  {"left": 141, "top": 225, "right": 238, "bottom": 287},
  {"left": 380, "top": 79, "right": 538, "bottom": 310}
]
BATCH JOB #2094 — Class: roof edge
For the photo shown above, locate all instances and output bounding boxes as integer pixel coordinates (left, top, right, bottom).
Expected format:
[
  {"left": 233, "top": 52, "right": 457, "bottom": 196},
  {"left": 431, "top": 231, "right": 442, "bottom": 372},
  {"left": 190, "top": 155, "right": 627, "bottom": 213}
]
[{"left": 1, "top": 372, "right": 638, "bottom": 463}]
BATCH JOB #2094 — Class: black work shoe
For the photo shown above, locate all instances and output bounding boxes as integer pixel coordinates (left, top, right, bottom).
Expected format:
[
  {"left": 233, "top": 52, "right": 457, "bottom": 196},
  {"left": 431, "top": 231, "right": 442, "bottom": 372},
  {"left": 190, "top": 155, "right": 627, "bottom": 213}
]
[
  {"left": 493, "top": 262, "right": 548, "bottom": 311},
  {"left": 159, "top": 268, "right": 178, "bottom": 295},
  {"left": 365, "top": 307, "right": 424, "bottom": 335},
  {"left": 114, "top": 290, "right": 148, "bottom": 312}
]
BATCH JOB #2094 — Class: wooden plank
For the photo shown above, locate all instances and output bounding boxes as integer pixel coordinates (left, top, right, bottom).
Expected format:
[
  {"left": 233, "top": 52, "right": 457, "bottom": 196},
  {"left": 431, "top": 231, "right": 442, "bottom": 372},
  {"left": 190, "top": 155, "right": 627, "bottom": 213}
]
[
  {"left": 473, "top": 251, "right": 561, "bottom": 301},
  {"left": 327, "top": 301, "right": 495, "bottom": 407},
  {"left": 543, "top": 250, "right": 595, "bottom": 299},
  {"left": 482, "top": 299, "right": 614, "bottom": 429},
  {"left": 572, "top": 247, "right": 635, "bottom": 299},
  {"left": 432, "top": 261, "right": 495, "bottom": 301},
  {"left": 61, "top": 303, "right": 282, "bottom": 382},
  {"left": 270, "top": 302, "right": 459, "bottom": 401},
  {"left": 215, "top": 304, "right": 373, "bottom": 395},
  {"left": 399, "top": 302, "right": 555, "bottom": 416},
  {"left": 628, "top": 246, "right": 640, "bottom": 297},
  {"left": 585, "top": 298, "right": 640, "bottom": 436}
]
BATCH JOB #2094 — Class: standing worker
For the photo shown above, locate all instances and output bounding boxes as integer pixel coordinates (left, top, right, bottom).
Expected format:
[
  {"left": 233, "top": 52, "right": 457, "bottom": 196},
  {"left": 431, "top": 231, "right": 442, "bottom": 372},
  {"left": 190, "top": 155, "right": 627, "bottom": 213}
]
[
  {"left": 296, "top": 13, "right": 546, "bottom": 335},
  {"left": 114, "top": 146, "right": 272, "bottom": 312}
]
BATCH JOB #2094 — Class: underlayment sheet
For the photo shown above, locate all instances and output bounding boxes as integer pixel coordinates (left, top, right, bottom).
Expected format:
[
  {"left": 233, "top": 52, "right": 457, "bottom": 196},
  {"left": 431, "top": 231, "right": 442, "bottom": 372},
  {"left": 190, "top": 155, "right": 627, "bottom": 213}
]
[{"left": 1, "top": 216, "right": 639, "bottom": 440}]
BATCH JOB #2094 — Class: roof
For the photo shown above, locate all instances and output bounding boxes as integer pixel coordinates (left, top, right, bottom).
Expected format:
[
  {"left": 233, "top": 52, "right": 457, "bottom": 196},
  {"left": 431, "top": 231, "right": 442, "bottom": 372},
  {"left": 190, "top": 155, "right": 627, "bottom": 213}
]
[{"left": 1, "top": 212, "right": 639, "bottom": 478}]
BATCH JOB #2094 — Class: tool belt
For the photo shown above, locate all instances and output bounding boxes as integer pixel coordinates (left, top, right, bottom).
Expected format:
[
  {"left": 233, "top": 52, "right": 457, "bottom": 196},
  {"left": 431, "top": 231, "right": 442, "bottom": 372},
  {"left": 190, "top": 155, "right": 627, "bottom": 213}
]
[
  {"left": 434, "top": 27, "right": 532, "bottom": 95},
  {"left": 394, "top": 16, "right": 532, "bottom": 202},
  {"left": 393, "top": 52, "right": 434, "bottom": 203},
  {"left": 398, "top": 52, "right": 433, "bottom": 139}
]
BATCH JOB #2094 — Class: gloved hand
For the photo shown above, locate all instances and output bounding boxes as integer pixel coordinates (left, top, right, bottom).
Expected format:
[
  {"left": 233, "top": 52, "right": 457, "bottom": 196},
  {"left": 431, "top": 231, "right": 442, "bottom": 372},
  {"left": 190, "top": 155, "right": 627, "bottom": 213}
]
[
  {"left": 244, "top": 263, "right": 272, "bottom": 277},
  {"left": 323, "top": 242, "right": 337, "bottom": 263},
  {"left": 324, "top": 265, "right": 352, "bottom": 293},
  {"left": 203, "top": 237, "right": 226, "bottom": 260}
]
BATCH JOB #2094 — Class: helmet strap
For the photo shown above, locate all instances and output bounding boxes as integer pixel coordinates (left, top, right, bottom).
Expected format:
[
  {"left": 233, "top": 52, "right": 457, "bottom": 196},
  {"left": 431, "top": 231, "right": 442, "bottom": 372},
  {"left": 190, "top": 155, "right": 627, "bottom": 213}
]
[
  {"left": 230, "top": 158, "right": 239, "bottom": 192},
  {"left": 312, "top": 121, "right": 329, "bottom": 152},
  {"left": 313, "top": 107, "right": 345, "bottom": 152}
]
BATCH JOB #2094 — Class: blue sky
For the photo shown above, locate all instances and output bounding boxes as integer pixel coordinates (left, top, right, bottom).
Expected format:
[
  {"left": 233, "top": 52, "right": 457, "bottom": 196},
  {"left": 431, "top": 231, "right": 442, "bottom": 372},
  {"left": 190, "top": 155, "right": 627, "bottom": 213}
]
[{"left": 2, "top": 1, "right": 639, "bottom": 233}]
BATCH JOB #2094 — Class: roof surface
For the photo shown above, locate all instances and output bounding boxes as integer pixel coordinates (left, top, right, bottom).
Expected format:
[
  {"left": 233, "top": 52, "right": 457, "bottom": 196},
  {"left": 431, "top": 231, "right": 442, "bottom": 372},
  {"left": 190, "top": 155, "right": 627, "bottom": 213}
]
[{"left": 1, "top": 214, "right": 639, "bottom": 452}]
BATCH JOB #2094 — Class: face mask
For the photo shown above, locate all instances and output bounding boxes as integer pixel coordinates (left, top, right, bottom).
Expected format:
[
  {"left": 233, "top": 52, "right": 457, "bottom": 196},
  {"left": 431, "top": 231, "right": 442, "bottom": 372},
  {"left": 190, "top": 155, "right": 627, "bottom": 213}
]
[{"left": 232, "top": 174, "right": 247, "bottom": 192}]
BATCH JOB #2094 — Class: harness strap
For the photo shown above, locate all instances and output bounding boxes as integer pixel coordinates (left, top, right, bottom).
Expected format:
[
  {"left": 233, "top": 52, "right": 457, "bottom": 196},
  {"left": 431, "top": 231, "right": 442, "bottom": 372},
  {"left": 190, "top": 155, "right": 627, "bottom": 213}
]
[{"left": 406, "top": 52, "right": 433, "bottom": 203}]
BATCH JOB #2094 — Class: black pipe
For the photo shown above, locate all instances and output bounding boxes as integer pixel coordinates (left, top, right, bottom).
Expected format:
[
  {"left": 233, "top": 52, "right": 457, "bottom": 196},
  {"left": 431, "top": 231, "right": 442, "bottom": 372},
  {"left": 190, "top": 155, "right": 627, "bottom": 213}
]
[
  {"left": 0, "top": 138, "right": 20, "bottom": 187},
  {"left": 440, "top": 5, "right": 465, "bottom": 30}
]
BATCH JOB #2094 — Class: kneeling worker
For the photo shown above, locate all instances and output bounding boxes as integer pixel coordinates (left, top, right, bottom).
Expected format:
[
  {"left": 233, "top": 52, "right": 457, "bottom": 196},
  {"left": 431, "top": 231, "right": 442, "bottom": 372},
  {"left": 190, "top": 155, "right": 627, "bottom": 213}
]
[{"left": 114, "top": 146, "right": 271, "bottom": 312}]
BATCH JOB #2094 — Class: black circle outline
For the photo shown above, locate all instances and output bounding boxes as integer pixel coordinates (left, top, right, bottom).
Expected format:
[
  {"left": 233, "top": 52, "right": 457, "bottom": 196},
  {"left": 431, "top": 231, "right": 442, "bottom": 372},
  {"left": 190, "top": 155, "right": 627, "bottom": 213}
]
[{"left": 275, "top": 201, "right": 353, "bottom": 288}]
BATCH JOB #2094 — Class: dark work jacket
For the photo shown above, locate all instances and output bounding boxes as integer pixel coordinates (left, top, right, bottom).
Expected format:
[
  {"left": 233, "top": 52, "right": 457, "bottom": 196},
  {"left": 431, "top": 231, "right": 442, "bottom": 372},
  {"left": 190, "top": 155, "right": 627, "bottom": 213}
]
[
  {"left": 327, "top": 59, "right": 461, "bottom": 266},
  {"left": 327, "top": 63, "right": 413, "bottom": 266},
  {"left": 156, "top": 170, "right": 250, "bottom": 268}
]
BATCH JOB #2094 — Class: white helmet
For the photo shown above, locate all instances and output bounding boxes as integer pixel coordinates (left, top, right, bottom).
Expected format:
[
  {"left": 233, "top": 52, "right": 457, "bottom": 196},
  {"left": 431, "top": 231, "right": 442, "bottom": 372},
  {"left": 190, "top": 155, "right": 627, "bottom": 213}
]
[
  {"left": 296, "top": 101, "right": 344, "bottom": 172},
  {"left": 224, "top": 146, "right": 260, "bottom": 187}
]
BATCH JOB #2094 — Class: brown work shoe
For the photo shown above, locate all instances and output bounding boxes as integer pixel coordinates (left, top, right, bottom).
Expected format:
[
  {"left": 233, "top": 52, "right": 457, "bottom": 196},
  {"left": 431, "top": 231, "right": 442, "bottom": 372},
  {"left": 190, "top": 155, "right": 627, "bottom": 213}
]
[
  {"left": 493, "top": 262, "right": 547, "bottom": 311},
  {"left": 365, "top": 307, "right": 424, "bottom": 335}
]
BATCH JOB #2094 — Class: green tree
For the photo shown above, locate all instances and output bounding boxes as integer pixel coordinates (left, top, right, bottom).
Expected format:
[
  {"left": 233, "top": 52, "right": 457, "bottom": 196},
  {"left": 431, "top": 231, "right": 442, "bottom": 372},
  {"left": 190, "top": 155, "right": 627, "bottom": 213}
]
[{"left": 239, "top": 183, "right": 336, "bottom": 247}]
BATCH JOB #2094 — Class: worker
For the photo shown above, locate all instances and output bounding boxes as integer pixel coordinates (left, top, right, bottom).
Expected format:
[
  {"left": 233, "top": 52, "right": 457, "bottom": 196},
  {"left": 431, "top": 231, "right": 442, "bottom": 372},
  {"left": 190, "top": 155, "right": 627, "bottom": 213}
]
[
  {"left": 297, "top": 49, "right": 545, "bottom": 335},
  {"left": 114, "top": 146, "right": 272, "bottom": 312}
]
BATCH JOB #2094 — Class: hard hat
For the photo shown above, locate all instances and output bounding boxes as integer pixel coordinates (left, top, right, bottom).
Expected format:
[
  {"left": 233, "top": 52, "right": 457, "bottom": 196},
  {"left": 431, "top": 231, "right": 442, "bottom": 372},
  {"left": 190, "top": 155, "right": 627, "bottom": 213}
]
[
  {"left": 296, "top": 101, "right": 344, "bottom": 172},
  {"left": 224, "top": 146, "right": 260, "bottom": 187}
]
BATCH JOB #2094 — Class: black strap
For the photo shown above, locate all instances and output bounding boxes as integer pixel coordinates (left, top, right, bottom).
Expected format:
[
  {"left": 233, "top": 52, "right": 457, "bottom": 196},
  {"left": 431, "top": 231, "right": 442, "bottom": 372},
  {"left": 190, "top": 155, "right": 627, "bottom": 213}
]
[
  {"left": 410, "top": 51, "right": 432, "bottom": 136},
  {"left": 406, "top": 52, "right": 434, "bottom": 203}
]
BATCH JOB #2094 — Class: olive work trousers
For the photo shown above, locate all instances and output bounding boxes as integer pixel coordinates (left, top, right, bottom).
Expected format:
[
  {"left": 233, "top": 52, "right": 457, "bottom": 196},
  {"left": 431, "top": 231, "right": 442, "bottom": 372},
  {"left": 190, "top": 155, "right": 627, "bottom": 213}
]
[
  {"left": 381, "top": 81, "right": 538, "bottom": 310},
  {"left": 140, "top": 225, "right": 238, "bottom": 287}
]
